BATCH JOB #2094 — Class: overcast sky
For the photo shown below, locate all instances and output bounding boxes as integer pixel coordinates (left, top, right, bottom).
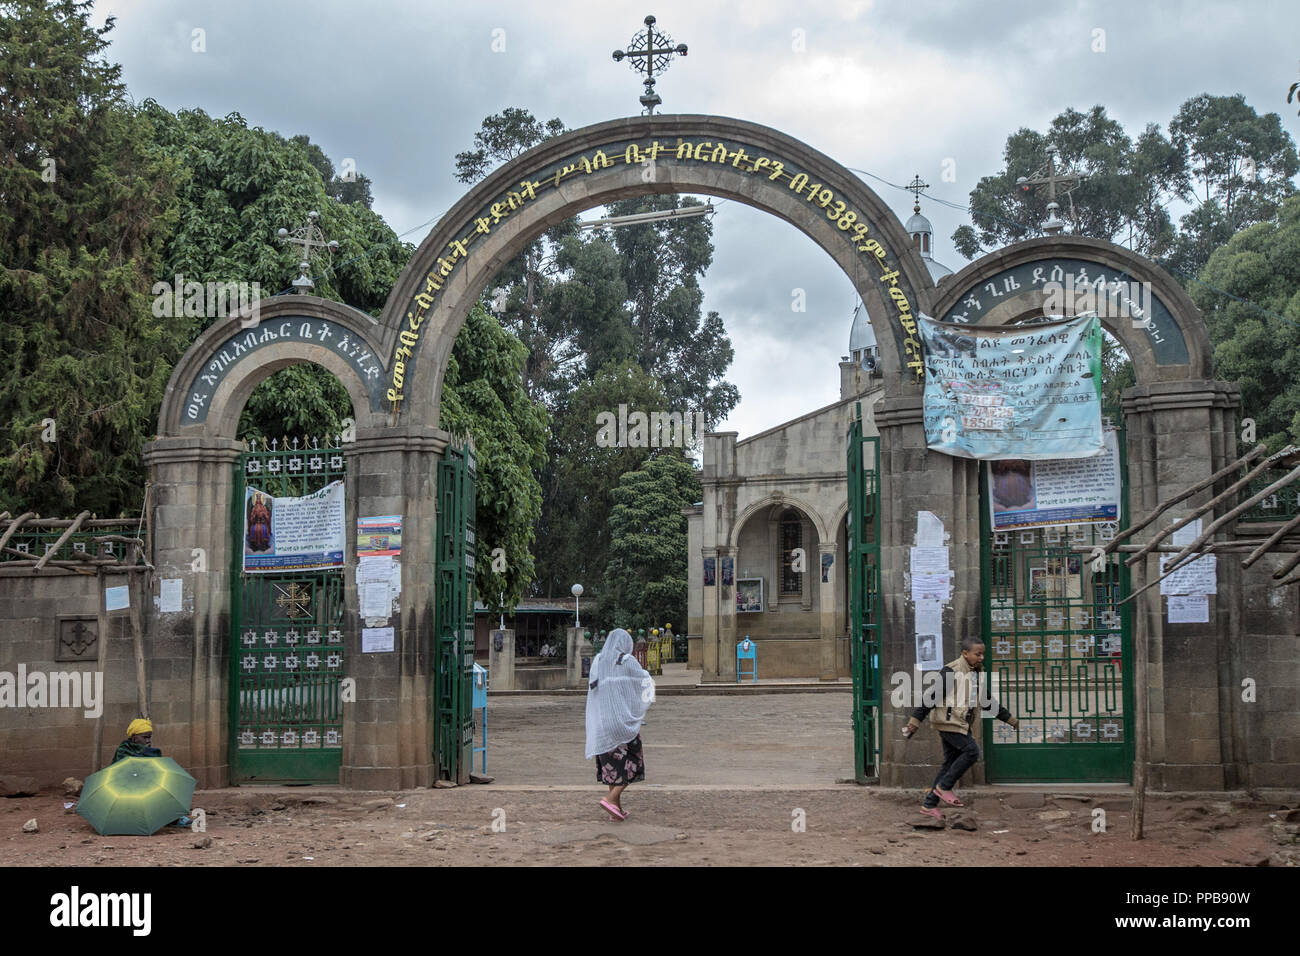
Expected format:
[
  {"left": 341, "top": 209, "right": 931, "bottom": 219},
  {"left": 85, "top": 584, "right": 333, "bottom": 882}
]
[{"left": 94, "top": 0, "right": 1300, "bottom": 438}]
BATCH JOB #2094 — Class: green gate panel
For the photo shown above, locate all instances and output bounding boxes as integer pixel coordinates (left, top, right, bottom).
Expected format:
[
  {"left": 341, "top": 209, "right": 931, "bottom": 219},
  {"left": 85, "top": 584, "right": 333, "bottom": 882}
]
[
  {"left": 435, "top": 444, "right": 476, "bottom": 784},
  {"left": 980, "top": 427, "right": 1135, "bottom": 783},
  {"left": 847, "top": 407, "right": 881, "bottom": 782},
  {"left": 229, "top": 443, "right": 346, "bottom": 785}
]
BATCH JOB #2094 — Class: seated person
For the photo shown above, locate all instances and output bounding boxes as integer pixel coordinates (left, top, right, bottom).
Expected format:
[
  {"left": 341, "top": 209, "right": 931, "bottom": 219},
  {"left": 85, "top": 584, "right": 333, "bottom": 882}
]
[
  {"left": 113, "top": 718, "right": 162, "bottom": 763},
  {"left": 112, "top": 718, "right": 190, "bottom": 827}
]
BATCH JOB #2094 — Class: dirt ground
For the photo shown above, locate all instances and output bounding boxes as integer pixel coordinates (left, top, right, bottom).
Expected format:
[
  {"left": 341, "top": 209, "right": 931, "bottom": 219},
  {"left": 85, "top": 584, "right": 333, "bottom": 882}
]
[
  {"left": 3, "top": 693, "right": 1297, "bottom": 866},
  {"left": 2, "top": 783, "right": 1297, "bottom": 867}
]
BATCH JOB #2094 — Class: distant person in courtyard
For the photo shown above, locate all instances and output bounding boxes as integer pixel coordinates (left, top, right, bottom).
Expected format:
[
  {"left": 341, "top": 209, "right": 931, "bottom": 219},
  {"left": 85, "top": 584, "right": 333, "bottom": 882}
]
[
  {"left": 903, "top": 636, "right": 1018, "bottom": 820},
  {"left": 112, "top": 718, "right": 162, "bottom": 763},
  {"left": 585, "top": 628, "right": 655, "bottom": 821}
]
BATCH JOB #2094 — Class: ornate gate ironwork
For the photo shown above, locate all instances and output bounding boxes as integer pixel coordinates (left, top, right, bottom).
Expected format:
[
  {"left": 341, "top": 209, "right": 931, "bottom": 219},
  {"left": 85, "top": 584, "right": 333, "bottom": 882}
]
[
  {"left": 847, "top": 406, "right": 882, "bottom": 782},
  {"left": 980, "top": 427, "right": 1135, "bottom": 782},
  {"left": 435, "top": 443, "right": 476, "bottom": 784},
  {"left": 229, "top": 441, "right": 347, "bottom": 784}
]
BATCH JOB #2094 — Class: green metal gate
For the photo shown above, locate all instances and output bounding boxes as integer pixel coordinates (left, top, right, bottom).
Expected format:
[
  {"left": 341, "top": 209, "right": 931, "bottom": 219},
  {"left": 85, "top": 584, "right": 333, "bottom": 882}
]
[
  {"left": 846, "top": 405, "right": 882, "bottom": 782},
  {"left": 229, "top": 441, "right": 347, "bottom": 784},
  {"left": 980, "top": 427, "right": 1135, "bottom": 782},
  {"left": 435, "top": 443, "right": 476, "bottom": 784}
]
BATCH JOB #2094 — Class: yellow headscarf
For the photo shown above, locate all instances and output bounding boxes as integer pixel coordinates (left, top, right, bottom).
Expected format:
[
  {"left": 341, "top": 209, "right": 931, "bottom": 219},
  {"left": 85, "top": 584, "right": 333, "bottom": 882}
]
[{"left": 126, "top": 718, "right": 153, "bottom": 737}]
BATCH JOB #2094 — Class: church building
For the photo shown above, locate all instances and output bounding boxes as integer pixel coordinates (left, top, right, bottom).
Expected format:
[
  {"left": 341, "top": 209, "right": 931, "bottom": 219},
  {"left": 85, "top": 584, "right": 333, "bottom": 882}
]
[{"left": 685, "top": 198, "right": 954, "bottom": 680}]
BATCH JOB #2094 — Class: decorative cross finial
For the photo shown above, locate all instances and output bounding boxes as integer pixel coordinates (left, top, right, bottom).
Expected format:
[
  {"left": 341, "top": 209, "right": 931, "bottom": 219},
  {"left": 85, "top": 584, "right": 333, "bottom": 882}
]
[
  {"left": 906, "top": 173, "right": 930, "bottom": 214},
  {"left": 277, "top": 210, "right": 340, "bottom": 293},
  {"left": 1015, "top": 147, "right": 1084, "bottom": 236},
  {"left": 612, "top": 15, "right": 688, "bottom": 115}
]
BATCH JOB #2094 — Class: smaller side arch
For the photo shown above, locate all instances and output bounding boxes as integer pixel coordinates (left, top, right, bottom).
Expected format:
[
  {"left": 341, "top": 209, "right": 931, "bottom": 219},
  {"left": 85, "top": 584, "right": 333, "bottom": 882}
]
[
  {"left": 928, "top": 236, "right": 1214, "bottom": 384},
  {"left": 729, "top": 494, "right": 830, "bottom": 551},
  {"left": 157, "top": 297, "right": 391, "bottom": 439}
]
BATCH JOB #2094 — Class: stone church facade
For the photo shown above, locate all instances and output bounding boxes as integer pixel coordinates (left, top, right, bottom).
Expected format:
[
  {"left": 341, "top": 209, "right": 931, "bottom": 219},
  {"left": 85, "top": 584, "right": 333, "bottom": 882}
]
[{"left": 686, "top": 203, "right": 953, "bottom": 681}]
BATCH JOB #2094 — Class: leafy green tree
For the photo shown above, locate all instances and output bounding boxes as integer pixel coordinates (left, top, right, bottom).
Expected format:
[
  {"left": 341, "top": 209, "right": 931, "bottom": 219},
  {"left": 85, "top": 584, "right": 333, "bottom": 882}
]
[
  {"left": 1192, "top": 194, "right": 1300, "bottom": 449},
  {"left": 0, "top": 0, "right": 184, "bottom": 516},
  {"left": 534, "top": 362, "right": 668, "bottom": 598},
  {"left": 601, "top": 452, "right": 702, "bottom": 633},
  {"left": 953, "top": 97, "right": 1298, "bottom": 279},
  {"left": 951, "top": 106, "right": 1183, "bottom": 260},
  {"left": 454, "top": 108, "right": 575, "bottom": 401},
  {"left": 291, "top": 134, "right": 375, "bottom": 208},
  {"left": 441, "top": 303, "right": 550, "bottom": 607},
  {"left": 1166, "top": 94, "right": 1299, "bottom": 277},
  {"left": 599, "top": 194, "right": 740, "bottom": 426}
]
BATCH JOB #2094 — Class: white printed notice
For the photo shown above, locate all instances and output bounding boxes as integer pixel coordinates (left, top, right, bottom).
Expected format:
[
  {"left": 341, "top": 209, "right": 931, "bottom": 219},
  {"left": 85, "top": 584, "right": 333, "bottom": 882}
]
[
  {"left": 243, "top": 480, "right": 345, "bottom": 573},
  {"left": 988, "top": 428, "right": 1121, "bottom": 530},
  {"left": 159, "top": 578, "right": 182, "bottom": 613},
  {"left": 1167, "top": 594, "right": 1209, "bottom": 624},
  {"left": 362, "top": 626, "right": 395, "bottom": 653},
  {"left": 360, "top": 580, "right": 392, "bottom": 619},
  {"left": 1160, "top": 553, "right": 1217, "bottom": 595}
]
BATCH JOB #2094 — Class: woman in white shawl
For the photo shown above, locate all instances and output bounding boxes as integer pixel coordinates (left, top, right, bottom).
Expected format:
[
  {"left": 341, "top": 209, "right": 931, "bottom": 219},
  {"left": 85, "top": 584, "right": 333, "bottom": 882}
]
[{"left": 585, "top": 628, "right": 655, "bottom": 820}]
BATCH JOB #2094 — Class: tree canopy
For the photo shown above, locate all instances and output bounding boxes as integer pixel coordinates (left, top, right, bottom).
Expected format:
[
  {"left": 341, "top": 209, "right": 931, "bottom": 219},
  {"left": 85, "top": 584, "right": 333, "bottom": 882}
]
[
  {"left": 952, "top": 97, "right": 1298, "bottom": 280},
  {"left": 1192, "top": 194, "right": 1300, "bottom": 449}
]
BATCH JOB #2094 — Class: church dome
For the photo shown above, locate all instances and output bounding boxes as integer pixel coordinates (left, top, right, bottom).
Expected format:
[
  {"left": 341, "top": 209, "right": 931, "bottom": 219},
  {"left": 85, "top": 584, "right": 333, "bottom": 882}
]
[
  {"left": 904, "top": 198, "right": 953, "bottom": 282},
  {"left": 849, "top": 302, "right": 876, "bottom": 354}
]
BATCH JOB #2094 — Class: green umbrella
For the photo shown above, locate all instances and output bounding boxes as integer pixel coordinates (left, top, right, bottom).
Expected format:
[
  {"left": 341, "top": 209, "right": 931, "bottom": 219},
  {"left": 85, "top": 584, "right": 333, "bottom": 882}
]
[{"left": 76, "top": 757, "right": 196, "bottom": 836}]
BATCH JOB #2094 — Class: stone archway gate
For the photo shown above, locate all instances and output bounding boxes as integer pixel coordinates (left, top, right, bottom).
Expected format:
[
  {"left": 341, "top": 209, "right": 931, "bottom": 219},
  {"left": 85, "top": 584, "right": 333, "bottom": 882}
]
[{"left": 144, "top": 115, "right": 1238, "bottom": 791}]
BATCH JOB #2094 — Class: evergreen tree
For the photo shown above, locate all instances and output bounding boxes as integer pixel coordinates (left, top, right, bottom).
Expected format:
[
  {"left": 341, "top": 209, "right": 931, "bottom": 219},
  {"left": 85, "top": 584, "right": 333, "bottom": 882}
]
[
  {"left": 533, "top": 361, "right": 668, "bottom": 598},
  {"left": 0, "top": 0, "right": 184, "bottom": 516},
  {"left": 441, "top": 303, "right": 550, "bottom": 608},
  {"left": 602, "top": 453, "right": 702, "bottom": 633},
  {"left": 1192, "top": 194, "right": 1300, "bottom": 449}
]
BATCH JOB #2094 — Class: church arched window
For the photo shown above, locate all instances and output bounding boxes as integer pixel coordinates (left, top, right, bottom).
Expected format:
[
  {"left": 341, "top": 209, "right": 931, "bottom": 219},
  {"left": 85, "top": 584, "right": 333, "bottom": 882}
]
[{"left": 780, "top": 510, "right": 803, "bottom": 593}]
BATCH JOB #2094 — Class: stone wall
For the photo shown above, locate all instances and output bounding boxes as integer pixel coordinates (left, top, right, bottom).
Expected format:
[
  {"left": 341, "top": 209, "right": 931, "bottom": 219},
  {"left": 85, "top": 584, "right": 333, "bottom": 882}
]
[{"left": 0, "top": 571, "right": 198, "bottom": 788}]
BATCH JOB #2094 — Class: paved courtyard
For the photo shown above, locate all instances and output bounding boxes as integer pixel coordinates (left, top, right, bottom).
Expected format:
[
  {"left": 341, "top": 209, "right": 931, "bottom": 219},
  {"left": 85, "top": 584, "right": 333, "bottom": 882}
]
[{"left": 484, "top": 691, "right": 857, "bottom": 786}]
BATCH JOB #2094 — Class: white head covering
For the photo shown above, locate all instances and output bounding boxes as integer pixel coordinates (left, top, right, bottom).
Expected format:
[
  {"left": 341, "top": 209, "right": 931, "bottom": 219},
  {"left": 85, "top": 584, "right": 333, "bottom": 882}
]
[{"left": 584, "top": 628, "right": 655, "bottom": 759}]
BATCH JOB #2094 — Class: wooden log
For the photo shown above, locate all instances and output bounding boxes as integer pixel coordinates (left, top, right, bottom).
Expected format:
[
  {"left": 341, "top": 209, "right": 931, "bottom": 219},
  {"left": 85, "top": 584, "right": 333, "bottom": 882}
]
[
  {"left": 1269, "top": 543, "right": 1300, "bottom": 581},
  {"left": 0, "top": 517, "right": 137, "bottom": 529},
  {"left": 1139, "top": 464, "right": 1300, "bottom": 573},
  {"left": 1241, "top": 511, "right": 1300, "bottom": 568},
  {"left": 0, "top": 511, "right": 35, "bottom": 557},
  {"left": 128, "top": 545, "right": 149, "bottom": 719},
  {"left": 1131, "top": 559, "right": 1148, "bottom": 841},
  {"left": 1105, "top": 444, "right": 1269, "bottom": 553},
  {"left": 34, "top": 510, "right": 90, "bottom": 570},
  {"left": 90, "top": 567, "right": 110, "bottom": 775},
  {"left": 1122, "top": 450, "right": 1285, "bottom": 565}
]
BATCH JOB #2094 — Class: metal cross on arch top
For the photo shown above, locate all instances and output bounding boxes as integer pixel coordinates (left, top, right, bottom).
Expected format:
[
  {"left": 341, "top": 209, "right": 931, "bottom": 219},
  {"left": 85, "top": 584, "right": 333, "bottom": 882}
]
[{"left": 613, "top": 15, "right": 688, "bottom": 114}]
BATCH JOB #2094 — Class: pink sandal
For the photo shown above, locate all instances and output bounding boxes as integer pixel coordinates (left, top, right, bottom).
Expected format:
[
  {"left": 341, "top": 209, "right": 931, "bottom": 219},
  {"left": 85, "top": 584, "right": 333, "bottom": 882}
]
[
  {"left": 919, "top": 807, "right": 944, "bottom": 820},
  {"left": 600, "top": 799, "right": 627, "bottom": 821},
  {"left": 933, "top": 787, "right": 963, "bottom": 807}
]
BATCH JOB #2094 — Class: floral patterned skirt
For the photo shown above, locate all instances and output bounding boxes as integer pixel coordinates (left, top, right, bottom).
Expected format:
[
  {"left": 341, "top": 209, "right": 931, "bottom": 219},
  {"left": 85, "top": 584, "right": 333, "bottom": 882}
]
[{"left": 596, "top": 733, "right": 645, "bottom": 786}]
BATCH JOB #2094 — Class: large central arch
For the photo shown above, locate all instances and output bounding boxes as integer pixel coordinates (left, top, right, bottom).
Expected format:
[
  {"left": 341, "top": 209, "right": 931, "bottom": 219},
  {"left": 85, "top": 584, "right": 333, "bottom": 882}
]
[{"left": 377, "top": 114, "right": 936, "bottom": 424}]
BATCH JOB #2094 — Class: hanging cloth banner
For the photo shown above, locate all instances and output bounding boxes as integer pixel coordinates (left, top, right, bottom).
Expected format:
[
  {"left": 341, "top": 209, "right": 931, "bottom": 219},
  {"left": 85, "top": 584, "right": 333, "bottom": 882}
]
[
  {"left": 243, "top": 480, "right": 346, "bottom": 573},
  {"left": 920, "top": 313, "right": 1103, "bottom": 460}
]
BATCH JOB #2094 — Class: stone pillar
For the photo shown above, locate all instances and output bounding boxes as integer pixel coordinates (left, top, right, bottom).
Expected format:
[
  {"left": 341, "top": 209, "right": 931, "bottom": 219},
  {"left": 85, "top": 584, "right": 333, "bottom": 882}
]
[
  {"left": 818, "top": 541, "right": 838, "bottom": 680},
  {"left": 567, "top": 626, "right": 593, "bottom": 688},
  {"left": 340, "top": 425, "right": 448, "bottom": 791},
  {"left": 488, "top": 628, "right": 515, "bottom": 691},
  {"left": 717, "top": 546, "right": 738, "bottom": 681},
  {"left": 874, "top": 395, "right": 982, "bottom": 787},
  {"left": 1122, "top": 380, "right": 1240, "bottom": 791},
  {"left": 700, "top": 546, "right": 719, "bottom": 680},
  {"left": 141, "top": 436, "right": 244, "bottom": 789}
]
